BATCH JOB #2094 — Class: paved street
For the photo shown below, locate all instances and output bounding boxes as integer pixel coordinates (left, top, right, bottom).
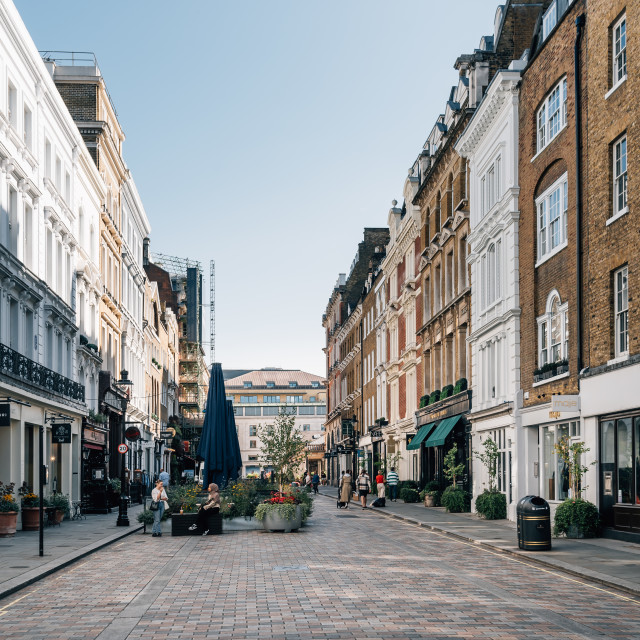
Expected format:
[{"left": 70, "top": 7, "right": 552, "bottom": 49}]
[{"left": 2, "top": 496, "right": 640, "bottom": 640}]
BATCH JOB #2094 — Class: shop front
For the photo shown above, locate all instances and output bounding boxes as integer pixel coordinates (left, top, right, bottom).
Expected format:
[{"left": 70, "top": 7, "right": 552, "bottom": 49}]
[{"left": 82, "top": 420, "right": 109, "bottom": 513}]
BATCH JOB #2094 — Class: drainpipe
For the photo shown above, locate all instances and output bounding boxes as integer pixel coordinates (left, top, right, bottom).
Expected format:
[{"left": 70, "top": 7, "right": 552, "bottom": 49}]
[{"left": 574, "top": 14, "right": 585, "bottom": 380}]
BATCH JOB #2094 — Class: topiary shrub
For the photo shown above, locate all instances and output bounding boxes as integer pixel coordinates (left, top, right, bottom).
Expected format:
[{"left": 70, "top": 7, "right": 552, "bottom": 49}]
[
  {"left": 453, "top": 378, "right": 468, "bottom": 395},
  {"left": 553, "top": 498, "right": 600, "bottom": 538},
  {"left": 398, "top": 480, "right": 419, "bottom": 491},
  {"left": 440, "top": 384, "right": 454, "bottom": 400},
  {"left": 399, "top": 487, "right": 420, "bottom": 503},
  {"left": 475, "top": 490, "right": 507, "bottom": 520},
  {"left": 428, "top": 390, "right": 441, "bottom": 405},
  {"left": 441, "top": 486, "right": 469, "bottom": 513},
  {"left": 419, "top": 394, "right": 429, "bottom": 409}
]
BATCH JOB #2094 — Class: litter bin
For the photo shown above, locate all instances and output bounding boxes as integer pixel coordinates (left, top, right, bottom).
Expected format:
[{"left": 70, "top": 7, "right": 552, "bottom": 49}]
[{"left": 516, "top": 495, "right": 551, "bottom": 551}]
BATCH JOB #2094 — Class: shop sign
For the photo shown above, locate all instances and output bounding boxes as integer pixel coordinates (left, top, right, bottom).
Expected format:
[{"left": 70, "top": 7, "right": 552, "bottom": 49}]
[
  {"left": 52, "top": 423, "right": 71, "bottom": 444},
  {"left": 0, "top": 403, "right": 10, "bottom": 426},
  {"left": 84, "top": 428, "right": 106, "bottom": 445},
  {"left": 160, "top": 430, "right": 173, "bottom": 439},
  {"left": 406, "top": 433, "right": 415, "bottom": 447},
  {"left": 125, "top": 426, "right": 141, "bottom": 441},
  {"left": 551, "top": 395, "right": 580, "bottom": 413}
]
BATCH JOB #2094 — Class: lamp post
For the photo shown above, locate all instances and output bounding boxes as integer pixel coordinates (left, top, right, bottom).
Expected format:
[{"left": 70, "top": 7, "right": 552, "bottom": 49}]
[
  {"left": 350, "top": 414, "right": 358, "bottom": 477},
  {"left": 116, "top": 370, "right": 133, "bottom": 526}
]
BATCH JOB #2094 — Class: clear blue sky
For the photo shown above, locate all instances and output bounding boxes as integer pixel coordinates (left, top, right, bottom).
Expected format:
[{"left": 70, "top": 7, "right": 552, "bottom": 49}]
[{"left": 16, "top": 0, "right": 500, "bottom": 377}]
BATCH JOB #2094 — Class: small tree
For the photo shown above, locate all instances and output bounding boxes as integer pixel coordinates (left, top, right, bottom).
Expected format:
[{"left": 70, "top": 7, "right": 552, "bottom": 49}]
[
  {"left": 474, "top": 436, "right": 499, "bottom": 492},
  {"left": 258, "top": 406, "right": 308, "bottom": 493},
  {"left": 443, "top": 443, "right": 465, "bottom": 487},
  {"left": 554, "top": 436, "right": 594, "bottom": 498}
]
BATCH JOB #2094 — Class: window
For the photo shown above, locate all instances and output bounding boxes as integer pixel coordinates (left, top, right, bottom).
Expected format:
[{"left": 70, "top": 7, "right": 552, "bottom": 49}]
[
  {"left": 536, "top": 173, "right": 568, "bottom": 263},
  {"left": 262, "top": 395, "right": 280, "bottom": 403},
  {"left": 309, "top": 396, "right": 316, "bottom": 402},
  {"left": 613, "top": 14, "right": 627, "bottom": 86},
  {"left": 248, "top": 456, "right": 259, "bottom": 461},
  {"left": 542, "top": 1, "right": 557, "bottom": 40},
  {"left": 311, "top": 381, "right": 320, "bottom": 388},
  {"left": 541, "top": 422, "right": 579, "bottom": 501},
  {"left": 316, "top": 407, "right": 326, "bottom": 415},
  {"left": 288, "top": 381, "right": 297, "bottom": 388},
  {"left": 537, "top": 292, "right": 568, "bottom": 368},
  {"left": 299, "top": 406, "right": 314, "bottom": 415},
  {"left": 249, "top": 441, "right": 257, "bottom": 448},
  {"left": 240, "top": 396, "right": 257, "bottom": 403},
  {"left": 7, "top": 82, "right": 17, "bottom": 128},
  {"left": 613, "top": 135, "right": 627, "bottom": 217},
  {"left": 537, "top": 78, "right": 567, "bottom": 152},
  {"left": 263, "top": 407, "right": 279, "bottom": 416},
  {"left": 23, "top": 105, "right": 32, "bottom": 148},
  {"left": 480, "top": 240, "right": 501, "bottom": 312},
  {"left": 249, "top": 425, "right": 257, "bottom": 436},
  {"left": 614, "top": 266, "right": 629, "bottom": 357},
  {"left": 303, "top": 424, "right": 311, "bottom": 431},
  {"left": 245, "top": 407, "right": 260, "bottom": 416},
  {"left": 287, "top": 395, "right": 303, "bottom": 404},
  {"left": 423, "top": 276, "right": 431, "bottom": 322},
  {"left": 243, "top": 381, "right": 252, "bottom": 388},
  {"left": 266, "top": 381, "right": 275, "bottom": 388}
]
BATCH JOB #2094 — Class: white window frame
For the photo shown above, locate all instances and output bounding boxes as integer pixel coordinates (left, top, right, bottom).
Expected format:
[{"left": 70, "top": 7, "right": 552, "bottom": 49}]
[
  {"left": 536, "top": 78, "right": 567, "bottom": 154},
  {"left": 536, "top": 173, "right": 568, "bottom": 265},
  {"left": 613, "top": 14, "right": 627, "bottom": 88},
  {"left": 536, "top": 291, "right": 569, "bottom": 369},
  {"left": 610, "top": 135, "right": 628, "bottom": 222},
  {"left": 614, "top": 266, "right": 628, "bottom": 358},
  {"left": 542, "top": 1, "right": 557, "bottom": 41}
]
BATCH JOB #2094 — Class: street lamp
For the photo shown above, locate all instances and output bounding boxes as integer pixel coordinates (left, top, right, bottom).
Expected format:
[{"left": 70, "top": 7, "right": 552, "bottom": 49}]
[
  {"left": 116, "top": 370, "right": 133, "bottom": 527},
  {"left": 350, "top": 414, "right": 358, "bottom": 477}
]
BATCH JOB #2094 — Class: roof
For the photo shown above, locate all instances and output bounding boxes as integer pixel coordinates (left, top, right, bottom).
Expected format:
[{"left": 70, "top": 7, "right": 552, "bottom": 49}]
[{"left": 225, "top": 369, "right": 325, "bottom": 389}]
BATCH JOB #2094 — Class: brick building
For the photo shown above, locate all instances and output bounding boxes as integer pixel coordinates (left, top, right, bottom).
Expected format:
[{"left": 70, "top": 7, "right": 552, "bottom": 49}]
[{"left": 518, "top": 0, "right": 589, "bottom": 511}]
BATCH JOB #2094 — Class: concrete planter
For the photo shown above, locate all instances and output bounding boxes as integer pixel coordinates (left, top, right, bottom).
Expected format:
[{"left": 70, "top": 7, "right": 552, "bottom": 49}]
[
  {"left": 223, "top": 517, "right": 263, "bottom": 531},
  {"left": 424, "top": 495, "right": 436, "bottom": 508},
  {"left": 262, "top": 505, "right": 302, "bottom": 533}
]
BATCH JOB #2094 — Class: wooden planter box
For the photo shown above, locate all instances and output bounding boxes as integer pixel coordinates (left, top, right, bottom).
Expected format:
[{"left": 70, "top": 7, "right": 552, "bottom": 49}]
[{"left": 171, "top": 511, "right": 222, "bottom": 536}]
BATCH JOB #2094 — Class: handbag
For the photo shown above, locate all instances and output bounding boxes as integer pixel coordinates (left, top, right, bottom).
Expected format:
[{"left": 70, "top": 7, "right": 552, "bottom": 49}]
[{"left": 149, "top": 500, "right": 159, "bottom": 511}]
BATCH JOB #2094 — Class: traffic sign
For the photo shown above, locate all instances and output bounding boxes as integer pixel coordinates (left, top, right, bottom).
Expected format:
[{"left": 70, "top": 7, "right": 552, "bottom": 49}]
[{"left": 117, "top": 443, "right": 128, "bottom": 454}]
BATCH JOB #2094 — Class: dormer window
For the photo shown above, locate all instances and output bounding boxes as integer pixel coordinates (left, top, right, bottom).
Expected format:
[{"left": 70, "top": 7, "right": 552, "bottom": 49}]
[
  {"left": 289, "top": 381, "right": 297, "bottom": 388},
  {"left": 243, "top": 381, "right": 252, "bottom": 389},
  {"left": 266, "top": 381, "right": 275, "bottom": 388},
  {"left": 311, "top": 381, "right": 319, "bottom": 388}
]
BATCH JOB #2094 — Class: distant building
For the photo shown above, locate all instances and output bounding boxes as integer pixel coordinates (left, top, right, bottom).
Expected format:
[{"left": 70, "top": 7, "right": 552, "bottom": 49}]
[{"left": 225, "top": 369, "right": 326, "bottom": 478}]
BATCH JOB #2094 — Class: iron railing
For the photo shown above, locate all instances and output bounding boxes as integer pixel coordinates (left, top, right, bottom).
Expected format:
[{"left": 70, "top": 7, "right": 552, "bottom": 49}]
[{"left": 0, "top": 343, "right": 85, "bottom": 402}]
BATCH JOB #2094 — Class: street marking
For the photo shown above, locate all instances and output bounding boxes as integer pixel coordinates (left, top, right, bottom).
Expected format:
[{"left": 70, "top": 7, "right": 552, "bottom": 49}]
[{"left": 404, "top": 519, "right": 640, "bottom": 605}]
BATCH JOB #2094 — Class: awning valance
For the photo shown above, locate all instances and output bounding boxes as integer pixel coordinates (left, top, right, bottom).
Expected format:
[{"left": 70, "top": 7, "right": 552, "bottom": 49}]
[
  {"left": 406, "top": 422, "right": 436, "bottom": 450},
  {"left": 424, "top": 415, "right": 464, "bottom": 448}
]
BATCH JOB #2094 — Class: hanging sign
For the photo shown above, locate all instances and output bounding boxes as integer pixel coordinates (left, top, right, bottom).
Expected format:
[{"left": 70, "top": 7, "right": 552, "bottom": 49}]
[
  {"left": 52, "top": 423, "right": 72, "bottom": 444},
  {"left": 0, "top": 403, "right": 10, "bottom": 427},
  {"left": 117, "top": 443, "right": 128, "bottom": 454},
  {"left": 125, "top": 426, "right": 141, "bottom": 441},
  {"left": 160, "top": 430, "right": 173, "bottom": 439}
]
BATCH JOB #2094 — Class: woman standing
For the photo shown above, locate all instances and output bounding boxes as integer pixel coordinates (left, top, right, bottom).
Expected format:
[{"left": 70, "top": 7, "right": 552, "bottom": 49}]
[
  {"left": 339, "top": 470, "right": 352, "bottom": 508},
  {"left": 375, "top": 471, "right": 385, "bottom": 499},
  {"left": 357, "top": 469, "right": 371, "bottom": 509},
  {"left": 151, "top": 480, "right": 168, "bottom": 537}
]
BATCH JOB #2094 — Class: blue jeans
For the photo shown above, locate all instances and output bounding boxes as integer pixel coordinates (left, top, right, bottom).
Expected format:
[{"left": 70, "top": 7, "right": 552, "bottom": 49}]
[
  {"left": 389, "top": 485, "right": 398, "bottom": 501},
  {"left": 152, "top": 501, "right": 165, "bottom": 534}
]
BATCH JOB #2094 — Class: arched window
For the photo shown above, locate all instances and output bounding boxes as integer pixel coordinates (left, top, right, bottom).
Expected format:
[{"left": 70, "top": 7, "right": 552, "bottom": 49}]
[{"left": 537, "top": 291, "right": 568, "bottom": 368}]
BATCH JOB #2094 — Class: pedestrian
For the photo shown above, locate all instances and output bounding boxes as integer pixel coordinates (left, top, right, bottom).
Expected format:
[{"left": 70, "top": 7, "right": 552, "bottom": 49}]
[
  {"left": 339, "top": 469, "right": 352, "bottom": 508},
  {"left": 188, "top": 483, "right": 220, "bottom": 535},
  {"left": 357, "top": 469, "right": 371, "bottom": 509},
  {"left": 321, "top": 472, "right": 327, "bottom": 486},
  {"left": 312, "top": 471, "right": 320, "bottom": 494},
  {"left": 305, "top": 471, "right": 312, "bottom": 492},
  {"left": 387, "top": 467, "right": 399, "bottom": 501},
  {"left": 151, "top": 479, "right": 168, "bottom": 537},
  {"left": 159, "top": 467, "right": 170, "bottom": 487},
  {"left": 375, "top": 470, "right": 385, "bottom": 499}
]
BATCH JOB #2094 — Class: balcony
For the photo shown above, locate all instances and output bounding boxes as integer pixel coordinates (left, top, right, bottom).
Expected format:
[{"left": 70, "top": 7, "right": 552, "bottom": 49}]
[
  {"left": 0, "top": 342, "right": 85, "bottom": 403},
  {"left": 307, "top": 443, "right": 325, "bottom": 453}
]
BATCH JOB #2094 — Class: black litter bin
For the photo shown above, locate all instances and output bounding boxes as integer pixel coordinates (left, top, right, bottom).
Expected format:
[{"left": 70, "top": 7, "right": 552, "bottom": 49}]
[{"left": 516, "top": 495, "right": 551, "bottom": 550}]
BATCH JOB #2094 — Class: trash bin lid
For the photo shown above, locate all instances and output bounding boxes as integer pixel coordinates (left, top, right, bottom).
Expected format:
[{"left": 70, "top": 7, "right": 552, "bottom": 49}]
[{"left": 517, "top": 495, "right": 550, "bottom": 514}]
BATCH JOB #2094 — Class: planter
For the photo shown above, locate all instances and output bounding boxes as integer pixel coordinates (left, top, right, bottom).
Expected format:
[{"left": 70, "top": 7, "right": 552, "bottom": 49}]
[
  {"left": 171, "top": 511, "right": 222, "bottom": 536},
  {"left": 22, "top": 507, "right": 40, "bottom": 530},
  {"left": 223, "top": 517, "right": 263, "bottom": 531},
  {"left": 262, "top": 505, "right": 302, "bottom": 533},
  {"left": 566, "top": 524, "right": 585, "bottom": 539},
  {"left": 0, "top": 511, "right": 18, "bottom": 537},
  {"left": 424, "top": 495, "right": 436, "bottom": 508},
  {"left": 54, "top": 509, "right": 65, "bottom": 524}
]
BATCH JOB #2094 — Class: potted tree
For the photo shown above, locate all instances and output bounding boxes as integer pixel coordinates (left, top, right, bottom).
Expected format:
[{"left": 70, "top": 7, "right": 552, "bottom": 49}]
[
  {"left": 473, "top": 437, "right": 507, "bottom": 519},
  {"left": 0, "top": 482, "right": 20, "bottom": 537},
  {"left": 441, "top": 444, "right": 469, "bottom": 513}
]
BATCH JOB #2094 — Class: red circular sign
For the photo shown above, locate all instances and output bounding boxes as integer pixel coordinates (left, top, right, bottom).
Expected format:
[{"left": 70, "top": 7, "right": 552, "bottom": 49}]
[
  {"left": 125, "top": 426, "right": 141, "bottom": 441},
  {"left": 117, "top": 444, "right": 128, "bottom": 454}
]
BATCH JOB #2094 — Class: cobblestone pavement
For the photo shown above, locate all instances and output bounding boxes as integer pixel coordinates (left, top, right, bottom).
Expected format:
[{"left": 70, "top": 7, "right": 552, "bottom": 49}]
[{"left": 2, "top": 497, "right": 640, "bottom": 639}]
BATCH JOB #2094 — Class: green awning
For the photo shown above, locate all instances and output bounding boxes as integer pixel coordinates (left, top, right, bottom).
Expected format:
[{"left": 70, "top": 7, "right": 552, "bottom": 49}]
[
  {"left": 406, "top": 422, "right": 436, "bottom": 450},
  {"left": 424, "top": 415, "right": 464, "bottom": 448}
]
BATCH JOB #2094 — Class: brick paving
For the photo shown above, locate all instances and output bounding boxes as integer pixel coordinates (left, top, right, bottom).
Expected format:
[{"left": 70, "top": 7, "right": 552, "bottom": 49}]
[{"left": 2, "top": 496, "right": 640, "bottom": 639}]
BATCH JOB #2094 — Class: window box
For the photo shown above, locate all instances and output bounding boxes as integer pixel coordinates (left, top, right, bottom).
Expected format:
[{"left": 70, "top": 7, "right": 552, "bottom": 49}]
[{"left": 533, "top": 360, "right": 569, "bottom": 383}]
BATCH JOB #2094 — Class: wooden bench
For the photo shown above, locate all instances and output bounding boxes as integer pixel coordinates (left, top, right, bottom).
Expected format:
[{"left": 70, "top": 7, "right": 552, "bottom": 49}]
[{"left": 171, "top": 511, "right": 222, "bottom": 536}]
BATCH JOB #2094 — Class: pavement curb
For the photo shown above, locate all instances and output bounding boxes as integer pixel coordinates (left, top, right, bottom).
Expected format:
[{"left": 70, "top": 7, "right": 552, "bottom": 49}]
[
  {"left": 320, "top": 492, "right": 640, "bottom": 598},
  {"left": 0, "top": 524, "right": 144, "bottom": 601}
]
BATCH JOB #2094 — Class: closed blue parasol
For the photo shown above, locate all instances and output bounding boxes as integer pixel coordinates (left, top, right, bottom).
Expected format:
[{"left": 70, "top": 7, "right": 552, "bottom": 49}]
[{"left": 197, "top": 363, "right": 242, "bottom": 488}]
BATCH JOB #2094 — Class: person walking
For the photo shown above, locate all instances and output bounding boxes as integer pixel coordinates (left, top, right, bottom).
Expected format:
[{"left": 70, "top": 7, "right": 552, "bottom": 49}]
[
  {"left": 311, "top": 472, "right": 320, "bottom": 494},
  {"left": 339, "top": 470, "right": 352, "bottom": 508},
  {"left": 151, "top": 479, "right": 168, "bottom": 537},
  {"left": 387, "top": 467, "right": 399, "bottom": 501},
  {"left": 189, "top": 483, "right": 220, "bottom": 535},
  {"left": 357, "top": 469, "right": 371, "bottom": 509},
  {"left": 375, "top": 471, "right": 385, "bottom": 499},
  {"left": 321, "top": 472, "right": 327, "bottom": 486},
  {"left": 159, "top": 468, "right": 170, "bottom": 487}
]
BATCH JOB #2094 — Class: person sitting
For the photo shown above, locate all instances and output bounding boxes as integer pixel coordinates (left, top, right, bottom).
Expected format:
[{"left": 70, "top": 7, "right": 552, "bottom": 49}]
[{"left": 189, "top": 483, "right": 220, "bottom": 535}]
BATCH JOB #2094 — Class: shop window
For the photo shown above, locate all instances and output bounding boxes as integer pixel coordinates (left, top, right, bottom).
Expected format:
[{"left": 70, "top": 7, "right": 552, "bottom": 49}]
[{"left": 541, "top": 422, "right": 577, "bottom": 501}]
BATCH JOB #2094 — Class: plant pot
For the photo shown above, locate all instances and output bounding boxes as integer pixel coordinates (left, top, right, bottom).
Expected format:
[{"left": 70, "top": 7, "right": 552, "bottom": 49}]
[
  {"left": 22, "top": 507, "right": 40, "bottom": 530},
  {"left": 54, "top": 509, "right": 65, "bottom": 524},
  {"left": 424, "top": 495, "right": 436, "bottom": 508},
  {"left": 262, "top": 505, "right": 302, "bottom": 533},
  {"left": 566, "top": 524, "right": 584, "bottom": 539},
  {"left": 0, "top": 511, "right": 18, "bottom": 537}
]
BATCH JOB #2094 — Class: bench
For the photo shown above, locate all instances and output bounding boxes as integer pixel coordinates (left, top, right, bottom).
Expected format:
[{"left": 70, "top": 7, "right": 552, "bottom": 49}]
[{"left": 171, "top": 511, "right": 222, "bottom": 536}]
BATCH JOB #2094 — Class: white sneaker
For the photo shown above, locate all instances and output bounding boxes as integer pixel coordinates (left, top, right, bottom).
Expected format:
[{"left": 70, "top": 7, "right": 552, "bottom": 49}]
[
  {"left": 188, "top": 524, "right": 197, "bottom": 531},
  {"left": 202, "top": 530, "right": 209, "bottom": 536}
]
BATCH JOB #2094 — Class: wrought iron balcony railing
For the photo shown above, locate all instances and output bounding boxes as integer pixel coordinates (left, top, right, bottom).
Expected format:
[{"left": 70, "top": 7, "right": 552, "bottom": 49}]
[{"left": 0, "top": 342, "right": 85, "bottom": 403}]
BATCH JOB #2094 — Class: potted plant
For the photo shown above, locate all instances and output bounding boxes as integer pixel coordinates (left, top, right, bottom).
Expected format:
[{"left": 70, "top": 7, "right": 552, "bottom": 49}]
[
  {"left": 21, "top": 491, "right": 41, "bottom": 530},
  {"left": 552, "top": 437, "right": 598, "bottom": 538},
  {"left": 255, "top": 492, "right": 303, "bottom": 532},
  {"left": 48, "top": 493, "right": 70, "bottom": 523},
  {"left": 0, "top": 482, "right": 20, "bottom": 537},
  {"left": 473, "top": 436, "right": 507, "bottom": 519},
  {"left": 441, "top": 444, "right": 469, "bottom": 513},
  {"left": 420, "top": 482, "right": 441, "bottom": 507},
  {"left": 399, "top": 487, "right": 420, "bottom": 503}
]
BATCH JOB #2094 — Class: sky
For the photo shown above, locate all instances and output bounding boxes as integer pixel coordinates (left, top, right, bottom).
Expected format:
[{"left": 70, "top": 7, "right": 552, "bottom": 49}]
[{"left": 15, "top": 0, "right": 500, "bottom": 377}]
